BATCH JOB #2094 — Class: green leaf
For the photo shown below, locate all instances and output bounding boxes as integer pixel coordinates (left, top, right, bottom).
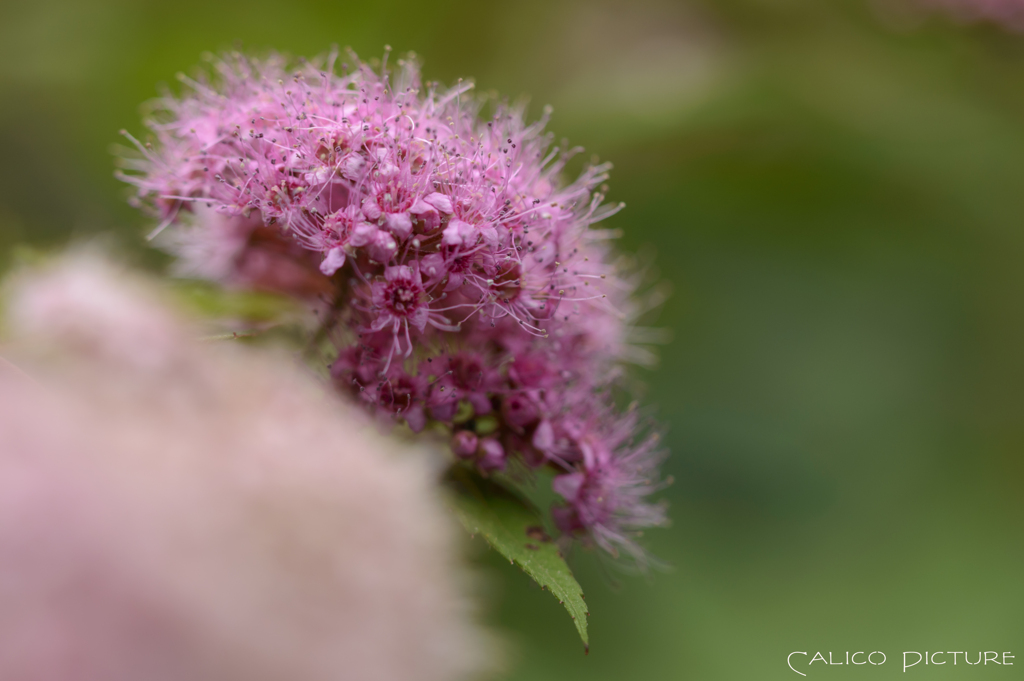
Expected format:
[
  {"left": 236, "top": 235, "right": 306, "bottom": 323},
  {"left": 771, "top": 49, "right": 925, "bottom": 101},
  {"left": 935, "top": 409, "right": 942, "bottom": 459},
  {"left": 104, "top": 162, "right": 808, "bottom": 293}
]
[
  {"left": 171, "top": 280, "right": 300, "bottom": 323},
  {"left": 444, "top": 467, "right": 590, "bottom": 650}
]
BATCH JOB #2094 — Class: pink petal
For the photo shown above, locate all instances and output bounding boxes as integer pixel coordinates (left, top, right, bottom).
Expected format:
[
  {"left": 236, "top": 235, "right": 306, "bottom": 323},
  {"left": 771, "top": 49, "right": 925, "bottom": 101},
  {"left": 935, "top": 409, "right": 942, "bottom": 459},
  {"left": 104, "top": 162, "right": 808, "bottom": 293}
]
[
  {"left": 385, "top": 212, "right": 413, "bottom": 239},
  {"left": 410, "top": 199, "right": 440, "bottom": 230},
  {"left": 319, "top": 247, "right": 347, "bottom": 276},
  {"left": 361, "top": 197, "right": 382, "bottom": 221},
  {"left": 423, "top": 192, "right": 453, "bottom": 214},
  {"left": 552, "top": 472, "right": 584, "bottom": 501}
]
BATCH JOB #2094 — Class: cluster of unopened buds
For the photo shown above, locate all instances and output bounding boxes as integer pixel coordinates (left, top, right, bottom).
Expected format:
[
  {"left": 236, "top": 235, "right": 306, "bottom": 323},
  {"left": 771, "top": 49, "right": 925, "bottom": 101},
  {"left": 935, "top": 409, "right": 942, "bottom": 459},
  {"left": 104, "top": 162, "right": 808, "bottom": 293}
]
[{"left": 120, "top": 48, "right": 667, "bottom": 561}]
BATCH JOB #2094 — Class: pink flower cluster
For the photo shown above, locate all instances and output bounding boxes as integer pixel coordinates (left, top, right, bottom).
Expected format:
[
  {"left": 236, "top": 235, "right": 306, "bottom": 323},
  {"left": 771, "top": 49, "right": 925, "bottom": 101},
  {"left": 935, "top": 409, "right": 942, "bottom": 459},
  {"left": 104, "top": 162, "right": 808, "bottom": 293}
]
[{"left": 120, "top": 49, "right": 667, "bottom": 561}]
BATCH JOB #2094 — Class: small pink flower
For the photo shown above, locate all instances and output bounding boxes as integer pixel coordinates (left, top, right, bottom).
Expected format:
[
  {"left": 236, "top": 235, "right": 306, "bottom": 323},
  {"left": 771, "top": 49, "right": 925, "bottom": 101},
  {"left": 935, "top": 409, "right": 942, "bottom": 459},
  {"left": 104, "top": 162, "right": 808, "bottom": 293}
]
[
  {"left": 371, "top": 265, "right": 428, "bottom": 332},
  {"left": 477, "top": 438, "right": 506, "bottom": 473},
  {"left": 451, "top": 430, "right": 479, "bottom": 459}
]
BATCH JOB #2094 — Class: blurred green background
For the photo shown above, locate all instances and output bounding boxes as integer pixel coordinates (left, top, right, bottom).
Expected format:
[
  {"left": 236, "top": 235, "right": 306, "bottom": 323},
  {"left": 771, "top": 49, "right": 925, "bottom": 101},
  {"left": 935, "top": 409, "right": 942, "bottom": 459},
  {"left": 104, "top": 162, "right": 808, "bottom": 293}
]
[{"left": 2, "top": 0, "right": 1022, "bottom": 678}]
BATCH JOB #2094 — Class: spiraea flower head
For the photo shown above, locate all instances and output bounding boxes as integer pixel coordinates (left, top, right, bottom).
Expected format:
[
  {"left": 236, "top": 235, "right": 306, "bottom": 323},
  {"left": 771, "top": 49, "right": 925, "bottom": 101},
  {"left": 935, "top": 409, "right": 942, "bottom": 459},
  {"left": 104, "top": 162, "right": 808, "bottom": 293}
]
[{"left": 120, "top": 48, "right": 668, "bottom": 563}]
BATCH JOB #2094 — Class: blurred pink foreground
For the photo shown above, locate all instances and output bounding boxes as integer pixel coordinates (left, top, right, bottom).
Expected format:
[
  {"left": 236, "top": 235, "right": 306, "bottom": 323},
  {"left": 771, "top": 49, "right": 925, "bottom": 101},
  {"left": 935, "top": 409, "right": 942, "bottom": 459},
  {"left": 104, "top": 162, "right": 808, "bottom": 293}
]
[{"left": 0, "top": 256, "right": 490, "bottom": 681}]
